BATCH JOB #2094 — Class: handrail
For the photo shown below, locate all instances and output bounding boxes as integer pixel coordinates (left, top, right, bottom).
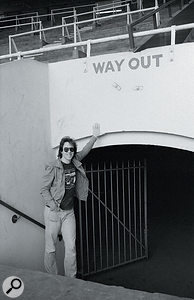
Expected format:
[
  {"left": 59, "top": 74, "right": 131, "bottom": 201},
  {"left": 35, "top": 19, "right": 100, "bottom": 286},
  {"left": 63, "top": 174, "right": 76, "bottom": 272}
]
[
  {"left": 2, "top": 22, "right": 194, "bottom": 61},
  {"left": 8, "top": 5, "right": 154, "bottom": 56},
  {"left": 0, "top": 199, "right": 45, "bottom": 229}
]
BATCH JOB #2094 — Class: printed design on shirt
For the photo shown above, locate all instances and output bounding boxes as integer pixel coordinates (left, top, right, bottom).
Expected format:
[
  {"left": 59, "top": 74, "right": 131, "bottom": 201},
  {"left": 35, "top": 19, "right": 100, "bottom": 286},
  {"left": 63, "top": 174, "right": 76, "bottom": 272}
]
[{"left": 64, "top": 168, "right": 76, "bottom": 189}]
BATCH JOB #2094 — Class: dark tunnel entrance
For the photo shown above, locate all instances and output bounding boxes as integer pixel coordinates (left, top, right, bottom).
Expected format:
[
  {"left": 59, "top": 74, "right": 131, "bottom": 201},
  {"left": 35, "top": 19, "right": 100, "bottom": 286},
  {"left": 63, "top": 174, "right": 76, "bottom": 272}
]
[{"left": 76, "top": 144, "right": 194, "bottom": 299}]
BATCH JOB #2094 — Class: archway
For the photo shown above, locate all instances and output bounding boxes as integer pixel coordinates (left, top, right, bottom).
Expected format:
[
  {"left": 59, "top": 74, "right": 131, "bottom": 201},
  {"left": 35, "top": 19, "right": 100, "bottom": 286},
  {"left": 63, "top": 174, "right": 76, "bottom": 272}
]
[{"left": 78, "top": 144, "right": 194, "bottom": 299}]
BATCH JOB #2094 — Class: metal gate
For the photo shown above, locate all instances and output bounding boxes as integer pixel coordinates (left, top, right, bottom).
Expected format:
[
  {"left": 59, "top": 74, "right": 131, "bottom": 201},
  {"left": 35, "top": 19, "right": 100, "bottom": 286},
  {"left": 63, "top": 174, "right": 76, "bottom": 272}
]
[{"left": 75, "top": 159, "right": 148, "bottom": 277}]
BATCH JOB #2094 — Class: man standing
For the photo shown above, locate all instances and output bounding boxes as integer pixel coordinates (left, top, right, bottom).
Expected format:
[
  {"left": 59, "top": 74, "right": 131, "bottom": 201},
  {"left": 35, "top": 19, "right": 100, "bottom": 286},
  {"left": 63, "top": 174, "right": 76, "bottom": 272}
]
[{"left": 40, "top": 123, "right": 100, "bottom": 277}]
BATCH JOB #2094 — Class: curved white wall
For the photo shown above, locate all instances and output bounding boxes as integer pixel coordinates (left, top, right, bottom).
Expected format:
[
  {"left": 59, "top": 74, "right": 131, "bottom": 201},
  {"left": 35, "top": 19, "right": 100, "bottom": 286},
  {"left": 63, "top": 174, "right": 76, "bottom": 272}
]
[{"left": 76, "top": 131, "right": 194, "bottom": 153}]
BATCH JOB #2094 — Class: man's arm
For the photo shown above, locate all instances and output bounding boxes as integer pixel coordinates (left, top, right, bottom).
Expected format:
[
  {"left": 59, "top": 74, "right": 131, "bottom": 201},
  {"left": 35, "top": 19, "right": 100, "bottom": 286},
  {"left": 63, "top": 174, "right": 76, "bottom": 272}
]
[
  {"left": 40, "top": 164, "right": 58, "bottom": 210},
  {"left": 76, "top": 123, "right": 100, "bottom": 161}
]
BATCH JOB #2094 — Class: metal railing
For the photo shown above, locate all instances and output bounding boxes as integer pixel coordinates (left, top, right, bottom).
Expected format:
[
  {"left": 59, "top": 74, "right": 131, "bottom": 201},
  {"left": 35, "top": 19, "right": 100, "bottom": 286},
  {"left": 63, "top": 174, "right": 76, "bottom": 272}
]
[
  {"left": 1, "top": 22, "right": 194, "bottom": 62},
  {"left": 0, "top": 199, "right": 64, "bottom": 241},
  {"left": 0, "top": 199, "right": 45, "bottom": 229},
  {"left": 0, "top": 0, "right": 191, "bottom": 62},
  {"left": 7, "top": 4, "right": 155, "bottom": 58},
  {"left": 0, "top": 12, "right": 39, "bottom": 32}
]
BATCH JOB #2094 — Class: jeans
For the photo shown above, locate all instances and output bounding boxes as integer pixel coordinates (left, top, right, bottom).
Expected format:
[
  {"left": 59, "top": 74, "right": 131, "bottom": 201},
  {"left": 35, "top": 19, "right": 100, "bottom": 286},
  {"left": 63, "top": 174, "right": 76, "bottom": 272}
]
[{"left": 44, "top": 206, "right": 77, "bottom": 277}]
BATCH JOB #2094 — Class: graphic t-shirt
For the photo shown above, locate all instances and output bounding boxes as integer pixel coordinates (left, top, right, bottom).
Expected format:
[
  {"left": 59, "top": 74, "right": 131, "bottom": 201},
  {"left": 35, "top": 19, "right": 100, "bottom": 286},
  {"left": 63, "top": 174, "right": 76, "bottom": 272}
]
[{"left": 60, "top": 162, "right": 76, "bottom": 210}]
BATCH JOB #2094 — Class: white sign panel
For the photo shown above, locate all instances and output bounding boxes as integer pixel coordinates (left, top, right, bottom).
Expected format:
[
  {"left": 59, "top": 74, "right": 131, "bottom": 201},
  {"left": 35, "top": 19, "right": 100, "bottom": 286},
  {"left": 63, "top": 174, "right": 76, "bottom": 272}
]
[{"left": 49, "top": 43, "right": 194, "bottom": 148}]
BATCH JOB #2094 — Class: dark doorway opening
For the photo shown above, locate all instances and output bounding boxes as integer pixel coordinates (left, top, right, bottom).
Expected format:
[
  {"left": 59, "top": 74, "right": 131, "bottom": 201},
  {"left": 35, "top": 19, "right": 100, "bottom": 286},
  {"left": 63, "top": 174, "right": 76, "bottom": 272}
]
[{"left": 81, "top": 145, "right": 194, "bottom": 299}]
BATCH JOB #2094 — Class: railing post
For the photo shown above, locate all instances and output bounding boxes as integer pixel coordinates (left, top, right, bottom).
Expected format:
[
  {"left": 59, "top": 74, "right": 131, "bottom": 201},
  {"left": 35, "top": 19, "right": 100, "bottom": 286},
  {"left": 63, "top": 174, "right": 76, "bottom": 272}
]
[
  {"left": 87, "top": 39, "right": 91, "bottom": 57},
  {"left": 9, "top": 35, "right": 12, "bottom": 61},
  {"left": 127, "top": 3, "right": 132, "bottom": 25},
  {"left": 51, "top": 9, "right": 54, "bottom": 25},
  {"left": 171, "top": 25, "right": 176, "bottom": 45},
  {"left": 155, "top": 0, "right": 160, "bottom": 27},
  {"left": 15, "top": 16, "right": 18, "bottom": 32},
  {"left": 153, "top": 13, "right": 157, "bottom": 29},
  {"left": 31, "top": 17, "right": 33, "bottom": 31},
  {"left": 17, "top": 52, "right": 22, "bottom": 60},
  {"left": 93, "top": 7, "right": 96, "bottom": 27},
  {"left": 39, "top": 21, "right": 42, "bottom": 40},
  {"left": 62, "top": 17, "right": 65, "bottom": 39},
  {"left": 128, "top": 24, "right": 135, "bottom": 52}
]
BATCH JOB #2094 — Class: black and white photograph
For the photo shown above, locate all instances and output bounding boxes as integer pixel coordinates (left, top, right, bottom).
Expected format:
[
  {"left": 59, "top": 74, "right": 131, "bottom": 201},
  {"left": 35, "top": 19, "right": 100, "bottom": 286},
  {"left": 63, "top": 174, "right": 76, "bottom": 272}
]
[{"left": 0, "top": 0, "right": 194, "bottom": 299}]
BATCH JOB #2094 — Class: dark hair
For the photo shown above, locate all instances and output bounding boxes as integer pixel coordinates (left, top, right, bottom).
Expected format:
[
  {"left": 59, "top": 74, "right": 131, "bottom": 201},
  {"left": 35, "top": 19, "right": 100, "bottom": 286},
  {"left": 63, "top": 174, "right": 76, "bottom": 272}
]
[{"left": 57, "top": 136, "right": 77, "bottom": 159}]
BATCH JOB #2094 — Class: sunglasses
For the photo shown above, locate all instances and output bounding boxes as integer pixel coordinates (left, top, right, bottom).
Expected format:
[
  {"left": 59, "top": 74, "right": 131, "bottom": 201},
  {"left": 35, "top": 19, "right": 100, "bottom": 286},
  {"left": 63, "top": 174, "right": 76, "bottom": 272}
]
[{"left": 63, "top": 147, "right": 75, "bottom": 153}]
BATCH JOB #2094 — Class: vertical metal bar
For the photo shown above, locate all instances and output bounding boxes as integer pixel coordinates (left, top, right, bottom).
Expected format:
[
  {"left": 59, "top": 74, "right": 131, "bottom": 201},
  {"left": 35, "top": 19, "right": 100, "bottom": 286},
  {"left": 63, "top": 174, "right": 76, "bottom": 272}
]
[
  {"left": 133, "top": 160, "right": 137, "bottom": 258},
  {"left": 171, "top": 25, "right": 176, "bottom": 45},
  {"left": 155, "top": 0, "right": 160, "bottom": 27},
  {"left": 31, "top": 17, "right": 33, "bottom": 31},
  {"left": 15, "top": 16, "right": 18, "bottom": 32},
  {"left": 91, "top": 163, "right": 97, "bottom": 272},
  {"left": 144, "top": 159, "right": 148, "bottom": 258},
  {"left": 116, "top": 161, "right": 121, "bottom": 264},
  {"left": 9, "top": 36, "right": 12, "bottom": 61},
  {"left": 138, "top": 161, "right": 143, "bottom": 257},
  {"left": 73, "top": 7, "right": 77, "bottom": 50},
  {"left": 153, "top": 13, "right": 157, "bottom": 29},
  {"left": 62, "top": 17, "right": 65, "bottom": 38},
  {"left": 85, "top": 192, "right": 90, "bottom": 274},
  {"left": 104, "top": 161, "right": 109, "bottom": 268},
  {"left": 128, "top": 160, "right": 132, "bottom": 260},
  {"left": 110, "top": 161, "right": 115, "bottom": 266},
  {"left": 97, "top": 162, "right": 103, "bottom": 269},
  {"left": 122, "top": 161, "right": 126, "bottom": 262},
  {"left": 51, "top": 9, "right": 53, "bottom": 25},
  {"left": 78, "top": 193, "right": 84, "bottom": 277},
  {"left": 87, "top": 40, "right": 91, "bottom": 57},
  {"left": 39, "top": 21, "right": 42, "bottom": 40},
  {"left": 128, "top": 24, "right": 135, "bottom": 51}
]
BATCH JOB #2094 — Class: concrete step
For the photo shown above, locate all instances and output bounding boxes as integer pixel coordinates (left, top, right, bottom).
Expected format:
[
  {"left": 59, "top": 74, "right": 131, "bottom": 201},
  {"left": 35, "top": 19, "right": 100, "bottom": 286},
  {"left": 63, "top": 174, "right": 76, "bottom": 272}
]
[{"left": 0, "top": 264, "right": 192, "bottom": 300}]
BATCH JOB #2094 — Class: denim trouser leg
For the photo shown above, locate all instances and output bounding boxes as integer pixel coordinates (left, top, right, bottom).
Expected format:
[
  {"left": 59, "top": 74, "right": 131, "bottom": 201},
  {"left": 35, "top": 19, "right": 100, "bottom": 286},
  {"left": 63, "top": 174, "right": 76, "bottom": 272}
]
[
  {"left": 44, "top": 206, "right": 61, "bottom": 274},
  {"left": 44, "top": 206, "right": 77, "bottom": 277},
  {"left": 61, "top": 210, "right": 77, "bottom": 278}
]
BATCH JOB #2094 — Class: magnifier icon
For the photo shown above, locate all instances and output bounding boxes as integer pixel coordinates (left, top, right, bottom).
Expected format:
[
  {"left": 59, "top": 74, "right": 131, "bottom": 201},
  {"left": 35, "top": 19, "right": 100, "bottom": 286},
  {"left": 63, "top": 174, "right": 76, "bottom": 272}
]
[{"left": 6, "top": 278, "right": 22, "bottom": 294}]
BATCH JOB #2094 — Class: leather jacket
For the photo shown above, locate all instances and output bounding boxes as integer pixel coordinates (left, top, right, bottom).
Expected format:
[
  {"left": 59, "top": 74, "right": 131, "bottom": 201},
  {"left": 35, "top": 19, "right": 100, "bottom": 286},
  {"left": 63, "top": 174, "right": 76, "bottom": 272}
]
[{"left": 40, "top": 136, "right": 97, "bottom": 206}]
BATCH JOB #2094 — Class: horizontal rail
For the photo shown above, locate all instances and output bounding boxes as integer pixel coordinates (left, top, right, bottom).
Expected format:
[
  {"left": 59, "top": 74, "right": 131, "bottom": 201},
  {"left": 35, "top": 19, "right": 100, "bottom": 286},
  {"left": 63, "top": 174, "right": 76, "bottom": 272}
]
[
  {"left": 8, "top": 6, "right": 154, "bottom": 39},
  {"left": 0, "top": 13, "right": 39, "bottom": 24},
  {"left": 63, "top": 5, "right": 152, "bottom": 22},
  {"left": 86, "top": 166, "right": 145, "bottom": 173},
  {"left": 51, "top": 0, "right": 127, "bottom": 13},
  {"left": 0, "top": 21, "right": 40, "bottom": 30},
  {"left": 51, "top": 3, "right": 94, "bottom": 13},
  {"left": 0, "top": 199, "right": 45, "bottom": 229},
  {"left": 1, "top": 22, "right": 194, "bottom": 61},
  {"left": 0, "top": 11, "right": 39, "bottom": 21}
]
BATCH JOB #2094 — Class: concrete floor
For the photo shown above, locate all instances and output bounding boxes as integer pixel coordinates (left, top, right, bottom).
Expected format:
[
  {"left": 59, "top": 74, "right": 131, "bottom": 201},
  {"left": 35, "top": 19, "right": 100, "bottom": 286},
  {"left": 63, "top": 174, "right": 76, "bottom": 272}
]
[{"left": 0, "top": 263, "right": 192, "bottom": 300}]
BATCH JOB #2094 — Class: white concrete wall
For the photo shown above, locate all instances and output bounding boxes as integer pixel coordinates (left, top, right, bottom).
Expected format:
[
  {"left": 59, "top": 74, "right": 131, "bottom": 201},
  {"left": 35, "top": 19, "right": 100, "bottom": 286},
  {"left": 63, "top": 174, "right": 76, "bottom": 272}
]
[
  {"left": 0, "top": 60, "right": 54, "bottom": 271},
  {"left": 49, "top": 43, "right": 194, "bottom": 152},
  {"left": 1, "top": 41, "right": 194, "bottom": 273}
]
